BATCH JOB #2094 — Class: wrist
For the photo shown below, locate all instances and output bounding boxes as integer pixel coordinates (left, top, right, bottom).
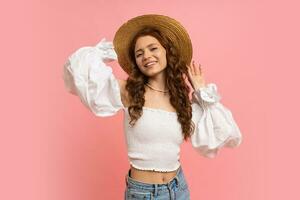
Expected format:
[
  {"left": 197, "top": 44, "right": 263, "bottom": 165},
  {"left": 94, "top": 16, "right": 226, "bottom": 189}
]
[{"left": 194, "top": 83, "right": 206, "bottom": 91}]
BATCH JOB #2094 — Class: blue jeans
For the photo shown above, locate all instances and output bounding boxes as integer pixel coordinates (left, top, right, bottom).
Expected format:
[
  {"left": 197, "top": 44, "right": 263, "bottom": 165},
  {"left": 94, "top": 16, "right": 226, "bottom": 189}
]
[{"left": 124, "top": 166, "right": 190, "bottom": 200}]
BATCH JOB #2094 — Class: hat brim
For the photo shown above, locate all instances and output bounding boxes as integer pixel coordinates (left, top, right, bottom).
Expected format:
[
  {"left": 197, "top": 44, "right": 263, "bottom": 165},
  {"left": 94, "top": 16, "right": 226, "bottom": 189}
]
[{"left": 113, "top": 14, "right": 193, "bottom": 75}]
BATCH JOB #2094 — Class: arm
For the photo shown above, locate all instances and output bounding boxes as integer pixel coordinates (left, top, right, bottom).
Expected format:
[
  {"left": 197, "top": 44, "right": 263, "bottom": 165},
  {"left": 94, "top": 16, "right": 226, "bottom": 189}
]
[
  {"left": 63, "top": 38, "right": 125, "bottom": 117},
  {"left": 191, "top": 83, "right": 243, "bottom": 158}
]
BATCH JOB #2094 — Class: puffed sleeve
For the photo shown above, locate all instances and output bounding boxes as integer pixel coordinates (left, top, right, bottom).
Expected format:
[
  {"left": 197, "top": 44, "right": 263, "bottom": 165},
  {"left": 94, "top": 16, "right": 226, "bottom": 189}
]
[
  {"left": 63, "top": 38, "right": 125, "bottom": 117},
  {"left": 191, "top": 83, "right": 242, "bottom": 158}
]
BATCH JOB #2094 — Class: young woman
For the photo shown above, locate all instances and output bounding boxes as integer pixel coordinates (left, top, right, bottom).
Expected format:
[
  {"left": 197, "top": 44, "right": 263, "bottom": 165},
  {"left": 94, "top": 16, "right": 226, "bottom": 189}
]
[{"left": 63, "top": 14, "right": 242, "bottom": 200}]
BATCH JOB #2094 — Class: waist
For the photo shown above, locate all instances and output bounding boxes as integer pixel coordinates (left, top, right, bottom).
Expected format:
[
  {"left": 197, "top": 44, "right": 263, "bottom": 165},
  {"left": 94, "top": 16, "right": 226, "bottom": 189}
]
[{"left": 129, "top": 164, "right": 180, "bottom": 184}]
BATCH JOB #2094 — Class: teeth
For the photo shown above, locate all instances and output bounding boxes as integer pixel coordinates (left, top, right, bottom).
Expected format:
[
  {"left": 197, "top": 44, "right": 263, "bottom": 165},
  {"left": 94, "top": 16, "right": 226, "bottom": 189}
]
[{"left": 145, "top": 62, "right": 156, "bottom": 67}]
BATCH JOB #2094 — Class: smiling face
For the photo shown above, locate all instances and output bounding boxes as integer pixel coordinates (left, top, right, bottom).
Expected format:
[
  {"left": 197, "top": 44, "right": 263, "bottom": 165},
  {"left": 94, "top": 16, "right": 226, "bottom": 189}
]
[{"left": 134, "top": 35, "right": 167, "bottom": 77}]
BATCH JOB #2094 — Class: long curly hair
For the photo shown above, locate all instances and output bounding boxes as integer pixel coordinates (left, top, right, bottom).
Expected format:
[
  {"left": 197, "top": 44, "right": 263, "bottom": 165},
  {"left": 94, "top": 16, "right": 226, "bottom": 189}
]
[{"left": 125, "top": 26, "right": 195, "bottom": 141}]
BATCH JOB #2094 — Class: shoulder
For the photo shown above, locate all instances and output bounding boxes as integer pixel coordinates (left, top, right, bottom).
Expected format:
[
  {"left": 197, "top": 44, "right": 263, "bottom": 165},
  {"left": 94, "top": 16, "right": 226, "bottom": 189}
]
[{"left": 117, "top": 79, "right": 130, "bottom": 107}]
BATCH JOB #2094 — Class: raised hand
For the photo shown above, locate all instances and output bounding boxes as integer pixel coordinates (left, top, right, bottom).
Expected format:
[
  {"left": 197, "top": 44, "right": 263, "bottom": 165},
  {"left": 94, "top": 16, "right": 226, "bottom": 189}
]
[{"left": 187, "top": 60, "right": 206, "bottom": 90}]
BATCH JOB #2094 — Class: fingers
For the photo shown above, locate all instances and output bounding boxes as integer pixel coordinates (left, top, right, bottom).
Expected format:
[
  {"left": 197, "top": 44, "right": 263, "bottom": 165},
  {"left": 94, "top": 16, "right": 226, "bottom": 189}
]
[
  {"left": 190, "top": 61, "right": 195, "bottom": 75},
  {"left": 187, "top": 60, "right": 203, "bottom": 76},
  {"left": 189, "top": 60, "right": 202, "bottom": 75},
  {"left": 193, "top": 61, "right": 202, "bottom": 75},
  {"left": 187, "top": 64, "right": 192, "bottom": 77}
]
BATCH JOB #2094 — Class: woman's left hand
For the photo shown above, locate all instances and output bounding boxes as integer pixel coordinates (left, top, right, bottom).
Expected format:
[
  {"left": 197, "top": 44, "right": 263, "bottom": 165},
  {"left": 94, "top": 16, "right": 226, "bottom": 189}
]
[{"left": 187, "top": 60, "right": 206, "bottom": 90}]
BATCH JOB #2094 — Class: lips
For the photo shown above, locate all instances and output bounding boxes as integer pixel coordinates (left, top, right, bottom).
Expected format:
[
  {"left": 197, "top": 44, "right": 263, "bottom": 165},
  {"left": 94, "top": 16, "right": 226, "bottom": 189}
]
[{"left": 144, "top": 61, "right": 157, "bottom": 68}]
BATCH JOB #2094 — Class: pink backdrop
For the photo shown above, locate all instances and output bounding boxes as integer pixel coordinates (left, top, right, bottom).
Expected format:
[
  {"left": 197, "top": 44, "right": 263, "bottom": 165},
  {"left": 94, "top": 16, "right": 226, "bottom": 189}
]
[{"left": 1, "top": 0, "right": 299, "bottom": 199}]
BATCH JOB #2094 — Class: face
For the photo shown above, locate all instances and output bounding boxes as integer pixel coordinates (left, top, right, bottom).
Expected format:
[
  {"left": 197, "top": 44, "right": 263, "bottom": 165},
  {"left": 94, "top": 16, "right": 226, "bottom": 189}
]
[{"left": 134, "top": 35, "right": 167, "bottom": 77}]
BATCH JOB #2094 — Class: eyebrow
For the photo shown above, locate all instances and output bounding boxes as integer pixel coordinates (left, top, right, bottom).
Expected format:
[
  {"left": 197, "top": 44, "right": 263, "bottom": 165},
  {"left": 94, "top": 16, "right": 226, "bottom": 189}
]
[{"left": 135, "top": 43, "right": 158, "bottom": 54}]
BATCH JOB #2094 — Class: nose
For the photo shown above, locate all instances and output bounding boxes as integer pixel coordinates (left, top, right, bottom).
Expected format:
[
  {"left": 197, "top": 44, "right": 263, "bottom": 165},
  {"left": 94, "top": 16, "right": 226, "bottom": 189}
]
[{"left": 142, "top": 49, "right": 151, "bottom": 61}]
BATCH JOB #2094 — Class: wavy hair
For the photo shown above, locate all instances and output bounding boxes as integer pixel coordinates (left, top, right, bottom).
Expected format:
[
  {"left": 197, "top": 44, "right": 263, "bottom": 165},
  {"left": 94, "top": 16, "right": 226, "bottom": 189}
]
[{"left": 125, "top": 26, "right": 195, "bottom": 141}]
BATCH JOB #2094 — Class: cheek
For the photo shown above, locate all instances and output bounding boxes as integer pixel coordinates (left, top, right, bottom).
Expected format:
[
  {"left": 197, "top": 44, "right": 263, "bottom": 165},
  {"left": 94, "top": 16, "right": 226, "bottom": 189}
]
[
  {"left": 135, "top": 58, "right": 143, "bottom": 69},
  {"left": 159, "top": 51, "right": 167, "bottom": 65}
]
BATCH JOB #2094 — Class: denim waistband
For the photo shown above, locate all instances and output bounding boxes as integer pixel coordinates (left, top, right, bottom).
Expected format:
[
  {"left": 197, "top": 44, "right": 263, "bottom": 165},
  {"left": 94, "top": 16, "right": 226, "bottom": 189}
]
[{"left": 125, "top": 165, "right": 185, "bottom": 191}]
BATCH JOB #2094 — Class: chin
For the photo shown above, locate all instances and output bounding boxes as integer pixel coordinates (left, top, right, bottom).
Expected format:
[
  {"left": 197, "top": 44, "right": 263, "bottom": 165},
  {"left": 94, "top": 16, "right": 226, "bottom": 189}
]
[
  {"left": 142, "top": 72, "right": 155, "bottom": 77},
  {"left": 143, "top": 68, "right": 166, "bottom": 77}
]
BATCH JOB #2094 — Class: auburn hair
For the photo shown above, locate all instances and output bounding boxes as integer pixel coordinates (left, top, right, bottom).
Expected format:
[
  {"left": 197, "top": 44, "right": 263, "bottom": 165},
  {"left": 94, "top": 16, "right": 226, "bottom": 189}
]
[{"left": 125, "top": 26, "right": 195, "bottom": 141}]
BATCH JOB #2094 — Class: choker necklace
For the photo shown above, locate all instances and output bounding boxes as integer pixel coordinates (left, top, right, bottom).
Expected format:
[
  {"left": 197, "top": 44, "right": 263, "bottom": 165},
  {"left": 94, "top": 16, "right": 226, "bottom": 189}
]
[{"left": 145, "top": 83, "right": 168, "bottom": 93}]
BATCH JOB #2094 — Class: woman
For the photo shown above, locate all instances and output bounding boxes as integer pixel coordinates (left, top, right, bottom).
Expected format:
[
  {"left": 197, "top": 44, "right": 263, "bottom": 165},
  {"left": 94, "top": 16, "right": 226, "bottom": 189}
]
[{"left": 63, "top": 14, "right": 242, "bottom": 200}]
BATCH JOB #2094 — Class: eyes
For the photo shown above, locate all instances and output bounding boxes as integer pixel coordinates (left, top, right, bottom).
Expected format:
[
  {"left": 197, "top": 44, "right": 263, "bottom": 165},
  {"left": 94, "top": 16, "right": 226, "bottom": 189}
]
[{"left": 136, "top": 47, "right": 158, "bottom": 58}]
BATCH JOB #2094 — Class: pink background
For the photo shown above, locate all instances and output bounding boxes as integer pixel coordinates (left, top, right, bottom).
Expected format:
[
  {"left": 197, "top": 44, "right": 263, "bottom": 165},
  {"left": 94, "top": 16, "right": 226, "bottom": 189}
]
[{"left": 1, "top": 0, "right": 299, "bottom": 199}]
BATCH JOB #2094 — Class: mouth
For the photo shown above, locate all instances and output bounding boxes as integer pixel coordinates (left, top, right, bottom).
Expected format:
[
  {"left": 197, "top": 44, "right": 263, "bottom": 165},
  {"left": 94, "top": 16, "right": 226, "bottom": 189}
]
[{"left": 144, "top": 61, "right": 157, "bottom": 68}]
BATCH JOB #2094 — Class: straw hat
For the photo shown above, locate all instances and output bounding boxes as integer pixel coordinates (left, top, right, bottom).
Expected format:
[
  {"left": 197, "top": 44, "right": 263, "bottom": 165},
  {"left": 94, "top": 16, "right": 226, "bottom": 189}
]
[{"left": 113, "top": 14, "right": 193, "bottom": 75}]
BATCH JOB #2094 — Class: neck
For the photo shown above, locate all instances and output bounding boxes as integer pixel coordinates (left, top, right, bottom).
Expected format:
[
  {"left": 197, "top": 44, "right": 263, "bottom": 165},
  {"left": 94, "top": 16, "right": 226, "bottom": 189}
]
[{"left": 147, "top": 71, "right": 167, "bottom": 92}]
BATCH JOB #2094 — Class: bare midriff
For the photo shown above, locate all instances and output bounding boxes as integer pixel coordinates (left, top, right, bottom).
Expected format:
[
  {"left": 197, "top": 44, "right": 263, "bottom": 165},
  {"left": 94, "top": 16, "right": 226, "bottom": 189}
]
[{"left": 129, "top": 165, "right": 180, "bottom": 184}]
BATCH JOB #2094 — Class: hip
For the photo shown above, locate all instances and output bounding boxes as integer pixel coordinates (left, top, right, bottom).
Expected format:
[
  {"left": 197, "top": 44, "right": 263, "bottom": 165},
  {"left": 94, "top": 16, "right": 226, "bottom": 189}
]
[{"left": 124, "top": 165, "right": 190, "bottom": 200}]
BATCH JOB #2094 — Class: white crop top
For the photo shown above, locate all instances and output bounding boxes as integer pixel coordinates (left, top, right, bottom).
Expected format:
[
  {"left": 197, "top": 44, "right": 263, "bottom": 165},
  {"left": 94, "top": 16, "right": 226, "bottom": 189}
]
[{"left": 63, "top": 38, "right": 243, "bottom": 172}]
